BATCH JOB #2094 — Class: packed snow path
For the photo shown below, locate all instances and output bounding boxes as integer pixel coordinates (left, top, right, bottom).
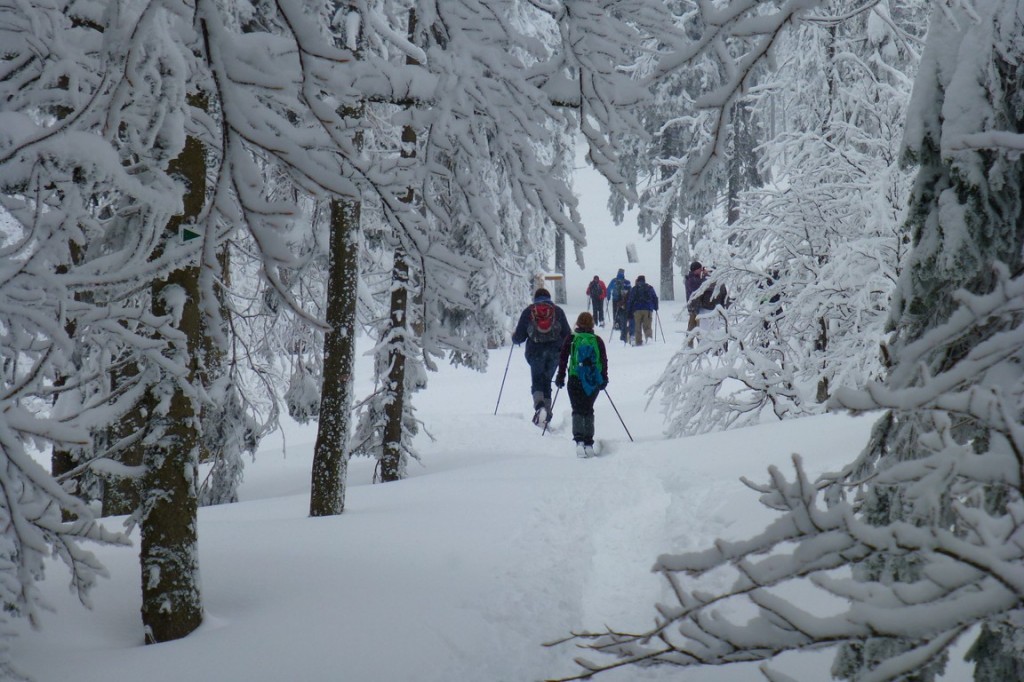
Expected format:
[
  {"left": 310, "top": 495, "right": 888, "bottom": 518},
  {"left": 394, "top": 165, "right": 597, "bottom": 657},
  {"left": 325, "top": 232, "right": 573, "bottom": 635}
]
[{"left": 17, "top": 303, "right": 901, "bottom": 681}]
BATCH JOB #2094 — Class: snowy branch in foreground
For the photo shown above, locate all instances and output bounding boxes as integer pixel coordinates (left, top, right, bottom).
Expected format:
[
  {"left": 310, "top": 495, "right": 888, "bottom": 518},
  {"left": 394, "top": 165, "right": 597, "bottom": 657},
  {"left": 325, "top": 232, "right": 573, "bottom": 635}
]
[
  {"left": 550, "top": 266, "right": 1024, "bottom": 681},
  {"left": 651, "top": 308, "right": 809, "bottom": 437}
]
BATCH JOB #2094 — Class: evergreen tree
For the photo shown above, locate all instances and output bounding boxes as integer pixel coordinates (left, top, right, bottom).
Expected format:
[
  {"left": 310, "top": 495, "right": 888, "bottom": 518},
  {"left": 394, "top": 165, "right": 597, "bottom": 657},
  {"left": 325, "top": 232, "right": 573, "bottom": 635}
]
[
  {"left": 556, "top": 1, "right": 1024, "bottom": 679},
  {"left": 610, "top": 1, "right": 724, "bottom": 301},
  {"left": 654, "top": 0, "right": 922, "bottom": 436},
  {"left": 834, "top": 0, "right": 1024, "bottom": 677}
]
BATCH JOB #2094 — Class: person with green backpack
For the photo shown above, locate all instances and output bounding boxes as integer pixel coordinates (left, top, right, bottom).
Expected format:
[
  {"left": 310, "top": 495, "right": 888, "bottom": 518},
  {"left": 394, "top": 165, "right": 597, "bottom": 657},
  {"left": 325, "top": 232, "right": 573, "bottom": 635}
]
[{"left": 554, "top": 311, "right": 609, "bottom": 458}]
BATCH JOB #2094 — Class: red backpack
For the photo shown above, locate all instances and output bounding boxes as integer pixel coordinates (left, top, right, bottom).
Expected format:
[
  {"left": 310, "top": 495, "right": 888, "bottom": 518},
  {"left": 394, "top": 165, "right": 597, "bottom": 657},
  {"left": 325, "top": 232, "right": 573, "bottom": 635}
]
[{"left": 528, "top": 302, "right": 561, "bottom": 343}]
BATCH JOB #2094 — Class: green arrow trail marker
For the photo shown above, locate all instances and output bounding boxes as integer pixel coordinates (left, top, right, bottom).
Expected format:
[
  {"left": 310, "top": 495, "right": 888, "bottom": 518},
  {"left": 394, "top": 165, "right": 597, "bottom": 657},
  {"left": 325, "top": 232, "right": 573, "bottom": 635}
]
[{"left": 180, "top": 227, "right": 201, "bottom": 243}]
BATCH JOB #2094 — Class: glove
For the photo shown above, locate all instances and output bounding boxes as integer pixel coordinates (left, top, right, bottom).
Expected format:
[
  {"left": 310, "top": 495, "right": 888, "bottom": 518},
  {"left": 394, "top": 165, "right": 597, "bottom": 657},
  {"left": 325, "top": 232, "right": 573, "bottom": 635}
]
[
  {"left": 555, "top": 375, "right": 565, "bottom": 389},
  {"left": 598, "top": 380, "right": 608, "bottom": 391}
]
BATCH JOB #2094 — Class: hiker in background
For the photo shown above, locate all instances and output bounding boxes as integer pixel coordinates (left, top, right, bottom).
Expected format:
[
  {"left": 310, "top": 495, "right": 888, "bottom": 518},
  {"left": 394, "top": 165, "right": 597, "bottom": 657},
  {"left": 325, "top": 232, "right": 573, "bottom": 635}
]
[
  {"left": 626, "top": 274, "right": 658, "bottom": 345},
  {"left": 606, "top": 269, "right": 630, "bottom": 331},
  {"left": 684, "top": 261, "right": 709, "bottom": 332},
  {"left": 511, "top": 288, "right": 571, "bottom": 427},
  {"left": 685, "top": 261, "right": 729, "bottom": 334},
  {"left": 555, "top": 311, "right": 608, "bottom": 458},
  {"left": 585, "top": 275, "right": 607, "bottom": 327}
]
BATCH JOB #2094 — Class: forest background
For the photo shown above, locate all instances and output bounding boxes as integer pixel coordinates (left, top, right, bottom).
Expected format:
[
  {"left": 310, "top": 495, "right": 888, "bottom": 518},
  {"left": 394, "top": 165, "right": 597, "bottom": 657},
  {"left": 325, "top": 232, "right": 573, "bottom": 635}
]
[{"left": 2, "top": 1, "right": 1024, "bottom": 681}]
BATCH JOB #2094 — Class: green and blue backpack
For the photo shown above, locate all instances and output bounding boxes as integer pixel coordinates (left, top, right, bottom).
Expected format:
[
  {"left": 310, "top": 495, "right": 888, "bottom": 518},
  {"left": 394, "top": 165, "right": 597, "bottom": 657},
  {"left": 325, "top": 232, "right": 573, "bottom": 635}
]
[{"left": 569, "top": 333, "right": 603, "bottom": 396}]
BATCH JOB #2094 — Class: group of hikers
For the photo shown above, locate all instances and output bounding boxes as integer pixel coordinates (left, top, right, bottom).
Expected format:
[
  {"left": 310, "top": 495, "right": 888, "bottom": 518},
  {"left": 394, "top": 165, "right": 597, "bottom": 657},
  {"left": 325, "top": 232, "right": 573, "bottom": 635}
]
[
  {"left": 583, "top": 269, "right": 660, "bottom": 346},
  {"left": 509, "top": 262, "right": 728, "bottom": 458},
  {"left": 511, "top": 267, "right": 662, "bottom": 458}
]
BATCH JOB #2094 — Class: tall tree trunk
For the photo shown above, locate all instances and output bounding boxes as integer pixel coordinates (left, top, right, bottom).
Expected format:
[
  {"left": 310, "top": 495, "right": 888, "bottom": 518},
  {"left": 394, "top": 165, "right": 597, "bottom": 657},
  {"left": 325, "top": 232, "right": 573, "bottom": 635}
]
[
  {"left": 554, "top": 228, "right": 566, "bottom": 304},
  {"left": 726, "top": 104, "right": 743, "bottom": 228},
  {"left": 380, "top": 247, "right": 409, "bottom": 482},
  {"left": 52, "top": 309, "right": 86, "bottom": 519},
  {"left": 815, "top": 316, "right": 829, "bottom": 403},
  {"left": 101, "top": 359, "right": 145, "bottom": 516},
  {"left": 141, "top": 123, "right": 206, "bottom": 644},
  {"left": 310, "top": 2, "right": 364, "bottom": 513},
  {"left": 379, "top": 80, "right": 418, "bottom": 482},
  {"left": 199, "top": 244, "right": 242, "bottom": 505},
  {"left": 309, "top": 197, "right": 361, "bottom": 515},
  {"left": 726, "top": 100, "right": 762, "bottom": 231},
  {"left": 659, "top": 209, "right": 675, "bottom": 301}
]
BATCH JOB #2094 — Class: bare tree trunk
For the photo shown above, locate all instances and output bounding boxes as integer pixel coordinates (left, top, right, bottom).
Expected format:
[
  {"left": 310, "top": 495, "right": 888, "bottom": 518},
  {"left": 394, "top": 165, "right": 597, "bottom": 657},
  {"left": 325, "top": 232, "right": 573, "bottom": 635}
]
[
  {"left": 380, "top": 247, "right": 409, "bottom": 482},
  {"left": 659, "top": 210, "right": 675, "bottom": 301},
  {"left": 815, "top": 316, "right": 829, "bottom": 403},
  {"left": 310, "top": 0, "right": 364, "bottom": 515},
  {"left": 101, "top": 359, "right": 145, "bottom": 516},
  {"left": 199, "top": 244, "right": 242, "bottom": 505},
  {"left": 141, "top": 124, "right": 205, "bottom": 644},
  {"left": 554, "top": 228, "right": 566, "bottom": 304},
  {"left": 309, "top": 197, "right": 360, "bottom": 515},
  {"left": 379, "top": 75, "right": 418, "bottom": 482}
]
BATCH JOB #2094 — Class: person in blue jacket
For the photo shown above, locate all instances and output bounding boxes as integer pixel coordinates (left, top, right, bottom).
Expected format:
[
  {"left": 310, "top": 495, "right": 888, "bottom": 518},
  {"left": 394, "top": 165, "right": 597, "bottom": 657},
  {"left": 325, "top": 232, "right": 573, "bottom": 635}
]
[
  {"left": 607, "top": 269, "right": 633, "bottom": 341},
  {"left": 626, "top": 274, "right": 659, "bottom": 345}
]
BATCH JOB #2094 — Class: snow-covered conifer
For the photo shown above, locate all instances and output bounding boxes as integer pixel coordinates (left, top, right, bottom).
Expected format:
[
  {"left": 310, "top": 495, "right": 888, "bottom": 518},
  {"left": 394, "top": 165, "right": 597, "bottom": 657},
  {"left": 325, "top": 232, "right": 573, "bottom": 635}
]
[
  {"left": 556, "top": 1, "right": 1024, "bottom": 680},
  {"left": 654, "top": 0, "right": 923, "bottom": 435}
]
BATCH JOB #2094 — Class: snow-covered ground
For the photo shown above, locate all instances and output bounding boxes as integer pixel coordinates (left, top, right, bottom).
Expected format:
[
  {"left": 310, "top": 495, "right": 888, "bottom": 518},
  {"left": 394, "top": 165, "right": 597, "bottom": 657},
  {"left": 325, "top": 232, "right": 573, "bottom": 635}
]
[
  {"left": 17, "top": 292, "right": 883, "bottom": 681},
  {"left": 12, "top": 155, "right": 976, "bottom": 681}
]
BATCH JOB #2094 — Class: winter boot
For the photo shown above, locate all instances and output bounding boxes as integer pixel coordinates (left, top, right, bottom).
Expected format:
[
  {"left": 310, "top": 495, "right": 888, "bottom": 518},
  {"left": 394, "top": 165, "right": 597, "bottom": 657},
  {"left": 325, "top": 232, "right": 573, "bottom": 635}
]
[
  {"left": 583, "top": 444, "right": 596, "bottom": 458},
  {"left": 532, "top": 391, "right": 546, "bottom": 425},
  {"left": 576, "top": 442, "right": 587, "bottom": 458}
]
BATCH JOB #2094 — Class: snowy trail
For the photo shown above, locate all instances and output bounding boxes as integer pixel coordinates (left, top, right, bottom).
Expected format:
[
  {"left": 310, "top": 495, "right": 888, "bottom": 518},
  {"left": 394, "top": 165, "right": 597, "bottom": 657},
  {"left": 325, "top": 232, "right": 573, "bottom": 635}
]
[{"left": 16, "top": 306, "right": 887, "bottom": 682}]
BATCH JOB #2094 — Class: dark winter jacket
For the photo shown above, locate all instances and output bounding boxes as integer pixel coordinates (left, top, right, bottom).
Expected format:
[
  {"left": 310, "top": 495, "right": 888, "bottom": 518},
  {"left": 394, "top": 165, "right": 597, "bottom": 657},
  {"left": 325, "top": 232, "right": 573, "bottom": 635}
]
[
  {"left": 684, "top": 271, "right": 707, "bottom": 303},
  {"left": 686, "top": 272, "right": 727, "bottom": 313},
  {"left": 626, "top": 278, "right": 658, "bottom": 315},
  {"left": 511, "top": 296, "right": 571, "bottom": 361}
]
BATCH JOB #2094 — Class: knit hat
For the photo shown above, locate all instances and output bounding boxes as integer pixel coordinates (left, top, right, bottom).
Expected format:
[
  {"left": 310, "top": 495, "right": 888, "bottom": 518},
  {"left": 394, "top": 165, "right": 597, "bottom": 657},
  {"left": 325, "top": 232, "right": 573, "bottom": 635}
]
[
  {"left": 636, "top": 275, "right": 646, "bottom": 283},
  {"left": 689, "top": 261, "right": 703, "bottom": 272},
  {"left": 534, "top": 287, "right": 551, "bottom": 300},
  {"left": 575, "top": 311, "right": 595, "bottom": 331},
  {"left": 617, "top": 268, "right": 625, "bottom": 276}
]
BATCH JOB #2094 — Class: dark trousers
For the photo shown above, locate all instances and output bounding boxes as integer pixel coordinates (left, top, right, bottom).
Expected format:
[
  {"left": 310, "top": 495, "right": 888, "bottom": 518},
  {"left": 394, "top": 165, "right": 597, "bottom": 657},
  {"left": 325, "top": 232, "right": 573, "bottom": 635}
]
[
  {"left": 589, "top": 296, "right": 605, "bottom": 324},
  {"left": 615, "top": 306, "right": 633, "bottom": 341},
  {"left": 527, "top": 344, "right": 560, "bottom": 406},
  {"left": 567, "top": 376, "right": 598, "bottom": 445}
]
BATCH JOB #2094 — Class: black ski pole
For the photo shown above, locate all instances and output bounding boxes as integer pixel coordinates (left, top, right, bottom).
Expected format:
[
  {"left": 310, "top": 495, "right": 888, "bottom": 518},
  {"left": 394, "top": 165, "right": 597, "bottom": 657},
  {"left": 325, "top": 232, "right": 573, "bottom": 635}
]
[
  {"left": 494, "top": 344, "right": 516, "bottom": 415},
  {"left": 656, "top": 311, "right": 666, "bottom": 343},
  {"left": 542, "top": 387, "right": 560, "bottom": 436},
  {"left": 603, "top": 389, "right": 634, "bottom": 442}
]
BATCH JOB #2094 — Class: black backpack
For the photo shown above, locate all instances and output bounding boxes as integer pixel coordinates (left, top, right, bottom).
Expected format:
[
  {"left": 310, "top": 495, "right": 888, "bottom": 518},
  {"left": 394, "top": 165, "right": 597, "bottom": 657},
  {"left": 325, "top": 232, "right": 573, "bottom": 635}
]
[
  {"left": 615, "top": 282, "right": 632, "bottom": 309},
  {"left": 634, "top": 282, "right": 653, "bottom": 307}
]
